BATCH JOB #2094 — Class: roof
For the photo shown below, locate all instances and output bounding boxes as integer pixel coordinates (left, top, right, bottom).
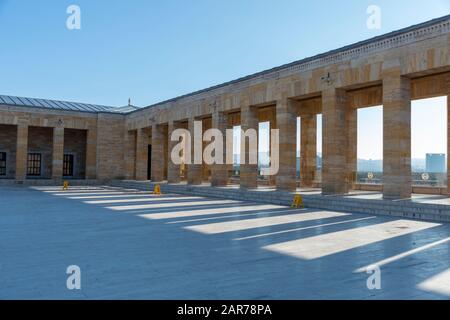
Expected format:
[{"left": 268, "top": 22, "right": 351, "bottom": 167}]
[
  {"left": 0, "top": 94, "right": 132, "bottom": 114},
  {"left": 114, "top": 104, "right": 141, "bottom": 113}
]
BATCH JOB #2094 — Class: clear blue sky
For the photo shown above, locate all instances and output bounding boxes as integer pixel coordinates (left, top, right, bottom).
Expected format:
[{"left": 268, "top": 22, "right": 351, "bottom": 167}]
[{"left": 0, "top": 0, "right": 448, "bottom": 107}]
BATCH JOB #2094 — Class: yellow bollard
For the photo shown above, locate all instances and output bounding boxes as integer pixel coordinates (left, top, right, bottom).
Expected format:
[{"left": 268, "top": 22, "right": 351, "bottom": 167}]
[
  {"left": 62, "top": 181, "right": 69, "bottom": 191},
  {"left": 153, "top": 184, "right": 161, "bottom": 195},
  {"left": 291, "top": 194, "right": 304, "bottom": 208}
]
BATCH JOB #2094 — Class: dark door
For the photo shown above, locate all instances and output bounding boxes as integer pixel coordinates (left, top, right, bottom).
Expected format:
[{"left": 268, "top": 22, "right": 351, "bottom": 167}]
[
  {"left": 63, "top": 154, "right": 74, "bottom": 177},
  {"left": 147, "top": 145, "right": 152, "bottom": 180}
]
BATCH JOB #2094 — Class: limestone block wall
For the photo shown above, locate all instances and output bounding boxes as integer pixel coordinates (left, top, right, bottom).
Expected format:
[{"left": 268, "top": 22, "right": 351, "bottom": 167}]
[
  {"left": 135, "top": 128, "right": 150, "bottom": 181},
  {"left": 0, "top": 124, "right": 17, "bottom": 179},
  {"left": 124, "top": 130, "right": 137, "bottom": 180},
  {"left": 0, "top": 105, "right": 129, "bottom": 182},
  {"left": 96, "top": 113, "right": 126, "bottom": 180}
]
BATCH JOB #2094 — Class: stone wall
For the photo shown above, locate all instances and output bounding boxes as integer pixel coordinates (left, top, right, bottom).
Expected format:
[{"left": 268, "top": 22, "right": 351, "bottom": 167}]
[{"left": 96, "top": 113, "right": 125, "bottom": 180}]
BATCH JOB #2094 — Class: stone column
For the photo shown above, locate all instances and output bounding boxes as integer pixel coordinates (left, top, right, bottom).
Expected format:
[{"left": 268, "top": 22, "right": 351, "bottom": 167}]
[
  {"left": 124, "top": 130, "right": 136, "bottom": 180},
  {"left": 202, "top": 118, "right": 212, "bottom": 182},
  {"left": 300, "top": 115, "right": 317, "bottom": 187},
  {"left": 211, "top": 111, "right": 228, "bottom": 187},
  {"left": 322, "top": 88, "right": 350, "bottom": 195},
  {"left": 276, "top": 99, "right": 297, "bottom": 191},
  {"left": 447, "top": 73, "right": 450, "bottom": 195},
  {"left": 187, "top": 117, "right": 202, "bottom": 185},
  {"left": 347, "top": 107, "right": 357, "bottom": 188},
  {"left": 240, "top": 105, "right": 259, "bottom": 189},
  {"left": 85, "top": 128, "right": 97, "bottom": 179},
  {"left": 383, "top": 72, "right": 411, "bottom": 199},
  {"left": 268, "top": 115, "right": 277, "bottom": 186},
  {"left": 136, "top": 128, "right": 149, "bottom": 181},
  {"left": 151, "top": 124, "right": 165, "bottom": 182},
  {"left": 52, "top": 127, "right": 64, "bottom": 181},
  {"left": 15, "top": 123, "right": 28, "bottom": 182},
  {"left": 167, "top": 121, "right": 181, "bottom": 184}
]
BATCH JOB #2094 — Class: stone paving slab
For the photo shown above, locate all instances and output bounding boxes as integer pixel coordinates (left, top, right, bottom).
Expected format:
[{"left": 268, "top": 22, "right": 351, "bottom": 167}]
[
  {"left": 0, "top": 186, "right": 449, "bottom": 299},
  {"left": 111, "top": 181, "right": 450, "bottom": 223}
]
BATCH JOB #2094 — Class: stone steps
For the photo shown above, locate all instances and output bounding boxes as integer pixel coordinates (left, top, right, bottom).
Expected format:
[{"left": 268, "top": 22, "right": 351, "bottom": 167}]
[{"left": 109, "top": 180, "right": 450, "bottom": 223}]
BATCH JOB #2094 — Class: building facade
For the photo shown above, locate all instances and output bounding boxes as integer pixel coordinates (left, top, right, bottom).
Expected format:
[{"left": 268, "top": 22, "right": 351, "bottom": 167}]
[
  {"left": 1, "top": 15, "right": 450, "bottom": 199},
  {"left": 426, "top": 153, "right": 446, "bottom": 173}
]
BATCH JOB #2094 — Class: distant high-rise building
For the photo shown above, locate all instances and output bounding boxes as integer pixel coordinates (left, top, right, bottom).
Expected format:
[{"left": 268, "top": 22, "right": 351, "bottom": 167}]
[{"left": 426, "top": 153, "right": 446, "bottom": 173}]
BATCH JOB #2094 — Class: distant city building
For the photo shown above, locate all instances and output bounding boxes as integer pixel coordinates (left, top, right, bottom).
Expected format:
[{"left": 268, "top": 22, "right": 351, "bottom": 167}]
[
  {"left": 426, "top": 153, "right": 446, "bottom": 173},
  {"left": 412, "top": 158, "right": 426, "bottom": 172}
]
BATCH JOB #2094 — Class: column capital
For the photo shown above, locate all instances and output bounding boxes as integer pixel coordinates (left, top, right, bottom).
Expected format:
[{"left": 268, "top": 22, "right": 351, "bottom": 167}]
[
  {"left": 381, "top": 59, "right": 403, "bottom": 76},
  {"left": 276, "top": 98, "right": 299, "bottom": 113}
]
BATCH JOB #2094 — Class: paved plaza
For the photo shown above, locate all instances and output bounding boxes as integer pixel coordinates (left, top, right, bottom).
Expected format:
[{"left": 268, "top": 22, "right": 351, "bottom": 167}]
[{"left": 0, "top": 186, "right": 449, "bottom": 299}]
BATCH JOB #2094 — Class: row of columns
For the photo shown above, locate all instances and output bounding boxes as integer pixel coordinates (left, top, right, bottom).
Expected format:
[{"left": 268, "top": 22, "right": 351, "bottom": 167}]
[
  {"left": 139, "top": 73, "right": 448, "bottom": 200},
  {"left": 14, "top": 124, "right": 97, "bottom": 182},
  {"left": 142, "top": 100, "right": 319, "bottom": 191}
]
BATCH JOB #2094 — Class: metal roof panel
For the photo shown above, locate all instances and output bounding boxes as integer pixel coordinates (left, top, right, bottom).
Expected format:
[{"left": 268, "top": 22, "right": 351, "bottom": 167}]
[{"left": 0, "top": 94, "right": 125, "bottom": 113}]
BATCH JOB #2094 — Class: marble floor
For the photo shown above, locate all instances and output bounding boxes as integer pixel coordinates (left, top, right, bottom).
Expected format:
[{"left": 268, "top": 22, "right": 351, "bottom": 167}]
[{"left": 0, "top": 186, "right": 449, "bottom": 299}]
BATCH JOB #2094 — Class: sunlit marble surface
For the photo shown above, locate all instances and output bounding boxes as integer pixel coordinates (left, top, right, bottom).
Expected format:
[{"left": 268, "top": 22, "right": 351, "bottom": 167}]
[{"left": 0, "top": 186, "right": 449, "bottom": 300}]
